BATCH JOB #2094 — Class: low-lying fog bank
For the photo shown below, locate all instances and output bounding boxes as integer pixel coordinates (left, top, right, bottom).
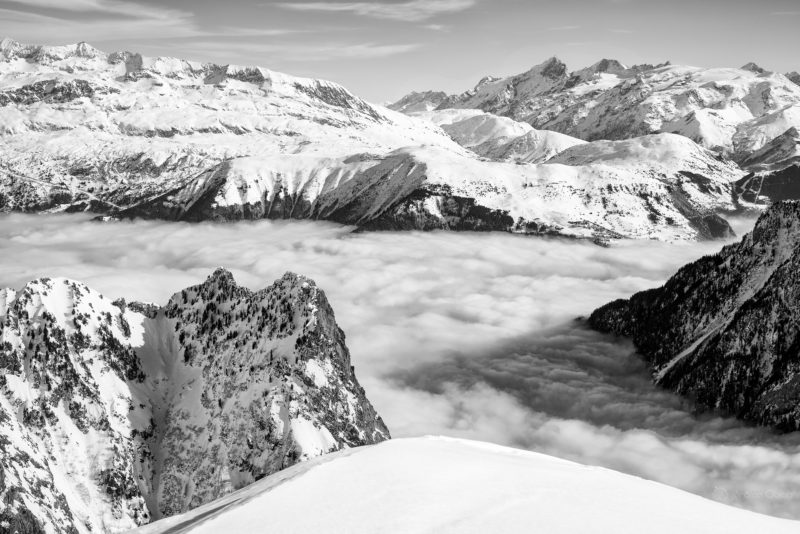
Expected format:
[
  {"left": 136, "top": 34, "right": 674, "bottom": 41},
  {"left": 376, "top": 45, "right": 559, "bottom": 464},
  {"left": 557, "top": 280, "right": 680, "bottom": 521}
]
[{"left": 1, "top": 213, "right": 798, "bottom": 519}]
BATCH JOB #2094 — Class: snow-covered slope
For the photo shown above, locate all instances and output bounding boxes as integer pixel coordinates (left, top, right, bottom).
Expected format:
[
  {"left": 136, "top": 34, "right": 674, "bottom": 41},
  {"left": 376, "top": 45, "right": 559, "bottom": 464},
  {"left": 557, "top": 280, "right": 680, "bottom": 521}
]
[
  {"left": 739, "top": 127, "right": 800, "bottom": 172},
  {"left": 411, "top": 108, "right": 585, "bottom": 163},
  {"left": 0, "top": 270, "right": 387, "bottom": 533},
  {"left": 133, "top": 437, "right": 799, "bottom": 534},
  {"left": 392, "top": 58, "right": 800, "bottom": 161},
  {"left": 0, "top": 39, "right": 748, "bottom": 242},
  {"left": 0, "top": 38, "right": 462, "bottom": 213},
  {"left": 116, "top": 143, "right": 741, "bottom": 242},
  {"left": 589, "top": 200, "right": 800, "bottom": 431}
]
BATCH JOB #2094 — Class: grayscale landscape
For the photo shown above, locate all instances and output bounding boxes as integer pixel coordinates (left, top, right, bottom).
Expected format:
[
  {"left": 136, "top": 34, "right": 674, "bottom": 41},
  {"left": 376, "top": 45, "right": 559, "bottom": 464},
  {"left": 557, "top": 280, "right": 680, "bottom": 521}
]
[{"left": 1, "top": 1, "right": 799, "bottom": 533}]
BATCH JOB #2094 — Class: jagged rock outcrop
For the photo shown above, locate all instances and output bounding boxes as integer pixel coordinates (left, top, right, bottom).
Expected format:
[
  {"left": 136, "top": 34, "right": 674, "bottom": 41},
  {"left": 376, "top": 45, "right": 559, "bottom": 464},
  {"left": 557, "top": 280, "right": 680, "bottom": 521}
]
[
  {"left": 0, "top": 270, "right": 388, "bottom": 533},
  {"left": 588, "top": 201, "right": 800, "bottom": 431}
]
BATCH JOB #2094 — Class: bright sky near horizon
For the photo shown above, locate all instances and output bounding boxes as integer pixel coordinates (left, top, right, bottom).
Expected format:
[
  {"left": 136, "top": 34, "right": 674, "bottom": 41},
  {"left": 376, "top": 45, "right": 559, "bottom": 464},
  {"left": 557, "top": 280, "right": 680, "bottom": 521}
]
[{"left": 1, "top": 0, "right": 798, "bottom": 102}]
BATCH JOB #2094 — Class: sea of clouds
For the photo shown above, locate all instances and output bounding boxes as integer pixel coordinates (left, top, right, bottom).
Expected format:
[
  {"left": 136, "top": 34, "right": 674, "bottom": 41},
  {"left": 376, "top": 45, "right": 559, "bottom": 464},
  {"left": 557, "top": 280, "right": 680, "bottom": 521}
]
[{"left": 1, "top": 213, "right": 798, "bottom": 519}]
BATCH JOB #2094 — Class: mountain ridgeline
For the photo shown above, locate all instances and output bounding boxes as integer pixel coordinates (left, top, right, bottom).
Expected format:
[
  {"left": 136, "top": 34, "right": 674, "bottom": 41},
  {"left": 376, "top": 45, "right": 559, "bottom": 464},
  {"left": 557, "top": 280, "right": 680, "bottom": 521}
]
[
  {"left": 393, "top": 57, "right": 800, "bottom": 210},
  {"left": 589, "top": 201, "right": 800, "bottom": 431},
  {"left": 0, "top": 270, "right": 388, "bottom": 533},
  {"left": 2, "top": 38, "right": 796, "bottom": 242}
]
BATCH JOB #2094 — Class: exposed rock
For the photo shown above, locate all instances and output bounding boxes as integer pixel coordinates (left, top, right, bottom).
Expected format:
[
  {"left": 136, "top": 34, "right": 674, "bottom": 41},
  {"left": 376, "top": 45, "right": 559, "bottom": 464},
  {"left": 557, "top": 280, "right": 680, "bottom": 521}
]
[
  {"left": 589, "top": 201, "right": 800, "bottom": 431},
  {"left": 0, "top": 271, "right": 388, "bottom": 532}
]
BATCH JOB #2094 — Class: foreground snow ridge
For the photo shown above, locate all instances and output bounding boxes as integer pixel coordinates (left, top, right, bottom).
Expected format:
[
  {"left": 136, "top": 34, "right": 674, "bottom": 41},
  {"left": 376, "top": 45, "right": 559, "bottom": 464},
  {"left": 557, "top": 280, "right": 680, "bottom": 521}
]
[{"left": 133, "top": 437, "right": 798, "bottom": 534}]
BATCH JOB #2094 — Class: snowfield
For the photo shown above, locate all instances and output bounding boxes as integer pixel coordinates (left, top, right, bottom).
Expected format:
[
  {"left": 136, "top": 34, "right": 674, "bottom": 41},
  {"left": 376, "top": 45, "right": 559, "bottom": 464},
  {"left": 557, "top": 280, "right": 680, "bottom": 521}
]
[{"left": 133, "top": 437, "right": 799, "bottom": 534}]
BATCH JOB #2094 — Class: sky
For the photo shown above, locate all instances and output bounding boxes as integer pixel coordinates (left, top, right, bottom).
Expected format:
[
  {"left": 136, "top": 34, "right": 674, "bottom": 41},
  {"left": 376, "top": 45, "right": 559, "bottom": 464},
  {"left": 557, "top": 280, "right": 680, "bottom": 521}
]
[{"left": 1, "top": 0, "right": 799, "bottom": 101}]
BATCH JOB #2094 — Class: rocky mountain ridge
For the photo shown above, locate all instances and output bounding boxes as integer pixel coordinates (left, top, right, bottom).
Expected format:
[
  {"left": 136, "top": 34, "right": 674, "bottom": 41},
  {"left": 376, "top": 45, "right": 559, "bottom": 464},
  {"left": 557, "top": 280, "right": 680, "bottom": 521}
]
[
  {"left": 0, "top": 269, "right": 388, "bottom": 533},
  {"left": 392, "top": 57, "right": 800, "bottom": 162},
  {"left": 589, "top": 201, "right": 800, "bottom": 431}
]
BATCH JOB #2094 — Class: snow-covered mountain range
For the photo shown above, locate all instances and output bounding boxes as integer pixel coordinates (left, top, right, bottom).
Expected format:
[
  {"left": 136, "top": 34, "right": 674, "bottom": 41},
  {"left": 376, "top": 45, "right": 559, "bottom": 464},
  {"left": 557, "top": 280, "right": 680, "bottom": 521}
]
[
  {"left": 392, "top": 57, "right": 800, "bottom": 162},
  {"left": 0, "top": 269, "right": 387, "bottom": 533},
  {"left": 589, "top": 200, "right": 800, "bottom": 432},
  {"left": 135, "top": 437, "right": 799, "bottom": 534},
  {"left": 0, "top": 39, "right": 766, "bottom": 242}
]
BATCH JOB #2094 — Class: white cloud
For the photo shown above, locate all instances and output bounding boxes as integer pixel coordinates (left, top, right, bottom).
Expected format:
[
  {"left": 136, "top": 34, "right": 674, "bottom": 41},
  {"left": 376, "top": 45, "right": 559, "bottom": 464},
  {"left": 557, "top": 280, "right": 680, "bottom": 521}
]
[
  {"left": 547, "top": 24, "right": 581, "bottom": 31},
  {"left": 165, "top": 39, "right": 420, "bottom": 61},
  {"left": 275, "top": 0, "right": 477, "bottom": 22}
]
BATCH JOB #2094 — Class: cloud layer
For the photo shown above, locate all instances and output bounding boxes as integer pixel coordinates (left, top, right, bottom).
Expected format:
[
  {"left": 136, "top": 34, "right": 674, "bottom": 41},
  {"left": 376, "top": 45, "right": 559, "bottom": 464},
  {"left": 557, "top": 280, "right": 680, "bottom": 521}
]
[{"left": 1, "top": 213, "right": 798, "bottom": 519}]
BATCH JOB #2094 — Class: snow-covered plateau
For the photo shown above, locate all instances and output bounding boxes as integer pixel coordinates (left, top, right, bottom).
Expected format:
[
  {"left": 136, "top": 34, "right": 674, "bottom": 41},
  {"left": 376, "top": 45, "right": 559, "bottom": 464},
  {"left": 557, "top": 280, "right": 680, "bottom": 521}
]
[
  {"left": 133, "top": 437, "right": 799, "bottom": 534},
  {"left": 0, "top": 39, "right": 767, "bottom": 242}
]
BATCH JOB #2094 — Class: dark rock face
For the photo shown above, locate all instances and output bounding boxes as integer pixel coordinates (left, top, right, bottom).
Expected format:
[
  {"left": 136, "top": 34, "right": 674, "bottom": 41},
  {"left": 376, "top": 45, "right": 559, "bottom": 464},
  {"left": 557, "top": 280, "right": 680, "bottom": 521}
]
[
  {"left": 0, "top": 79, "right": 97, "bottom": 106},
  {"left": 153, "top": 270, "right": 389, "bottom": 517},
  {"left": 350, "top": 189, "right": 517, "bottom": 233},
  {"left": 589, "top": 201, "right": 800, "bottom": 431},
  {"left": 0, "top": 271, "right": 389, "bottom": 532},
  {"left": 292, "top": 81, "right": 384, "bottom": 122}
]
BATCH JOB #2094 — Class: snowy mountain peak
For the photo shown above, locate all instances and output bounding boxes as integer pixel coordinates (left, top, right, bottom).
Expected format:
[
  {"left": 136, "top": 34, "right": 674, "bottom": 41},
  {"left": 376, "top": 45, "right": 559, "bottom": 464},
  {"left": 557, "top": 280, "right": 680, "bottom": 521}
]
[
  {"left": 0, "top": 38, "right": 105, "bottom": 63},
  {"left": 588, "top": 58, "right": 629, "bottom": 73},
  {"left": 787, "top": 71, "right": 800, "bottom": 86},
  {"left": 529, "top": 56, "right": 567, "bottom": 77},
  {"left": 741, "top": 62, "right": 767, "bottom": 74}
]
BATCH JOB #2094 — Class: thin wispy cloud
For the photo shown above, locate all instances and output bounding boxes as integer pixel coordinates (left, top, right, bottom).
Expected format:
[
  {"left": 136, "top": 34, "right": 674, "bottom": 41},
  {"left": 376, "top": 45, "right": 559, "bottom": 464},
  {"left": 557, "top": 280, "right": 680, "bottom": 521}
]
[
  {"left": 547, "top": 24, "right": 581, "bottom": 31},
  {"left": 275, "top": 0, "right": 477, "bottom": 22},
  {"left": 0, "top": 1, "right": 199, "bottom": 42},
  {"left": 183, "top": 40, "right": 421, "bottom": 61},
  {"left": 0, "top": 0, "right": 189, "bottom": 21}
]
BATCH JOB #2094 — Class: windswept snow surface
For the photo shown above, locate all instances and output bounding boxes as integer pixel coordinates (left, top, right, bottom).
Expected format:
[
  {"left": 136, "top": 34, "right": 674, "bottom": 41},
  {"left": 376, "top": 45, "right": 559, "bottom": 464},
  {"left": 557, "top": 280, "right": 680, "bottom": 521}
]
[{"left": 133, "top": 437, "right": 799, "bottom": 534}]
